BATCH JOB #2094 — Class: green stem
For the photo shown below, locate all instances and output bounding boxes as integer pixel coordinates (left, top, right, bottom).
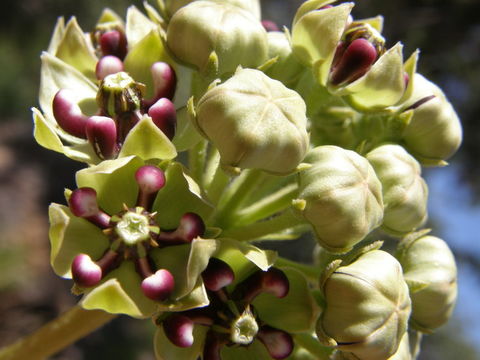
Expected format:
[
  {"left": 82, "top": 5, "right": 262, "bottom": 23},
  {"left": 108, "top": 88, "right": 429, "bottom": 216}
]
[
  {"left": 213, "top": 169, "right": 266, "bottom": 228},
  {"left": 188, "top": 138, "right": 208, "bottom": 184},
  {"left": 220, "top": 209, "right": 302, "bottom": 241},
  {"left": 276, "top": 257, "right": 321, "bottom": 282},
  {"left": 0, "top": 305, "right": 116, "bottom": 360},
  {"left": 235, "top": 183, "right": 298, "bottom": 226},
  {"left": 202, "top": 148, "right": 230, "bottom": 204},
  {"left": 294, "top": 333, "right": 333, "bottom": 360}
]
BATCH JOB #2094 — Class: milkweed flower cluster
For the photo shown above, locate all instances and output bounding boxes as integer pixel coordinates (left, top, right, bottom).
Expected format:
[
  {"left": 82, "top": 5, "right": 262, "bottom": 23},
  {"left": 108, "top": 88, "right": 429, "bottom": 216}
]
[{"left": 31, "top": 0, "right": 462, "bottom": 359}]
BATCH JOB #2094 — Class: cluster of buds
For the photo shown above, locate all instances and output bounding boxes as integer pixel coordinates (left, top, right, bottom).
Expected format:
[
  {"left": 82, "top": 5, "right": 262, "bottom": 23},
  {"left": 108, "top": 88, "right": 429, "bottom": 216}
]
[{"left": 30, "top": 0, "right": 463, "bottom": 359}]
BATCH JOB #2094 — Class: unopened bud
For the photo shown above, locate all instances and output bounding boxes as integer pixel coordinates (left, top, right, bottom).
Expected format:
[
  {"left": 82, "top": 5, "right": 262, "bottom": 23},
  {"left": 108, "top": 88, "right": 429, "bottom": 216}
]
[{"left": 396, "top": 234, "right": 457, "bottom": 332}]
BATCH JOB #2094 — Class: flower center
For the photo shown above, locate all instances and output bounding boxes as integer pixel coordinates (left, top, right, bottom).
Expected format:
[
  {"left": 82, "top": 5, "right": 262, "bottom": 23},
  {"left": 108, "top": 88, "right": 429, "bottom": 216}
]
[
  {"left": 230, "top": 307, "right": 259, "bottom": 345},
  {"left": 115, "top": 210, "right": 152, "bottom": 245}
]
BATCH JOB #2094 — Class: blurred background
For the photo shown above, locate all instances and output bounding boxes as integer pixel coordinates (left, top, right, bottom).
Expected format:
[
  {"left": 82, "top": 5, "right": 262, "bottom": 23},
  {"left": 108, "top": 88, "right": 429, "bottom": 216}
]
[{"left": 0, "top": 0, "right": 479, "bottom": 359}]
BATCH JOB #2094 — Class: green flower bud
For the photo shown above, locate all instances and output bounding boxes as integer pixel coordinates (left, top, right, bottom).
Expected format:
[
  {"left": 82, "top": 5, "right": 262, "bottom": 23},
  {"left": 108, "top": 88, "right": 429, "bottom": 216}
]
[
  {"left": 366, "top": 144, "right": 428, "bottom": 235},
  {"left": 166, "top": 0, "right": 268, "bottom": 75},
  {"left": 264, "top": 31, "right": 305, "bottom": 87},
  {"left": 317, "top": 249, "right": 411, "bottom": 360},
  {"left": 165, "top": 0, "right": 261, "bottom": 20},
  {"left": 396, "top": 233, "right": 457, "bottom": 333},
  {"left": 295, "top": 146, "right": 383, "bottom": 253},
  {"left": 194, "top": 68, "right": 309, "bottom": 174},
  {"left": 401, "top": 74, "right": 462, "bottom": 164}
]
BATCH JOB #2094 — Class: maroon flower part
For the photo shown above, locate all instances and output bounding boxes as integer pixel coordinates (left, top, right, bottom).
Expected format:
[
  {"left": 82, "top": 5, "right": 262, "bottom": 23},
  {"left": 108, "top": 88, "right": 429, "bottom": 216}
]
[
  {"left": 330, "top": 22, "right": 386, "bottom": 86},
  {"left": 157, "top": 259, "right": 294, "bottom": 360},
  {"left": 68, "top": 165, "right": 205, "bottom": 301}
]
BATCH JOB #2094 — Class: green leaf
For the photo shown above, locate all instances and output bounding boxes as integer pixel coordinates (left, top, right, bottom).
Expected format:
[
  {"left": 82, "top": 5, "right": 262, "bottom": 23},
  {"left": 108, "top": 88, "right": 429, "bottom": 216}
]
[
  {"left": 54, "top": 17, "right": 97, "bottom": 81},
  {"left": 81, "top": 261, "right": 157, "bottom": 317},
  {"left": 76, "top": 156, "right": 142, "bottom": 215},
  {"left": 152, "top": 161, "right": 213, "bottom": 229},
  {"left": 32, "top": 107, "right": 64, "bottom": 153},
  {"left": 48, "top": 204, "right": 109, "bottom": 277},
  {"left": 119, "top": 115, "right": 177, "bottom": 161},
  {"left": 253, "top": 268, "right": 320, "bottom": 333},
  {"left": 154, "top": 322, "right": 207, "bottom": 360},
  {"left": 124, "top": 29, "right": 172, "bottom": 99}
]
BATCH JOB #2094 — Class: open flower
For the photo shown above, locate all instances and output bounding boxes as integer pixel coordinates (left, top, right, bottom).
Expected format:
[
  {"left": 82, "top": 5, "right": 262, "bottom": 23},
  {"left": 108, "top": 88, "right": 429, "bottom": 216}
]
[
  {"left": 49, "top": 156, "right": 217, "bottom": 317},
  {"left": 32, "top": 8, "right": 179, "bottom": 165},
  {"left": 154, "top": 246, "right": 319, "bottom": 360}
]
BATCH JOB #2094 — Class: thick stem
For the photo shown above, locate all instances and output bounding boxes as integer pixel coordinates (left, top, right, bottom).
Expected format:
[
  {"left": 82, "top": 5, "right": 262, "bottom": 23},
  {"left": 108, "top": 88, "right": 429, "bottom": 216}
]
[
  {"left": 220, "top": 209, "right": 303, "bottom": 241},
  {"left": 234, "top": 183, "right": 299, "bottom": 226},
  {"left": 213, "top": 169, "right": 266, "bottom": 228},
  {"left": 0, "top": 305, "right": 116, "bottom": 360},
  {"left": 188, "top": 139, "right": 208, "bottom": 185}
]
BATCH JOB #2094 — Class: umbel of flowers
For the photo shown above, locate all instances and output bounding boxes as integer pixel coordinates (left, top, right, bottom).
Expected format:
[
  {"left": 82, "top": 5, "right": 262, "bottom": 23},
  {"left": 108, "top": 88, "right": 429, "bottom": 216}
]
[{"left": 16, "top": 0, "right": 463, "bottom": 359}]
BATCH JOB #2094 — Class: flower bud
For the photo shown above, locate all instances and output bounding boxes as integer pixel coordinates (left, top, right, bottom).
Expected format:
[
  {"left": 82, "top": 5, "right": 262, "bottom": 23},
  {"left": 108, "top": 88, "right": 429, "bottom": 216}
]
[
  {"left": 296, "top": 146, "right": 384, "bottom": 253},
  {"left": 165, "top": 0, "right": 261, "bottom": 20},
  {"left": 141, "top": 268, "right": 175, "bottom": 301},
  {"left": 366, "top": 144, "right": 428, "bottom": 235},
  {"left": 163, "top": 314, "right": 195, "bottom": 348},
  {"left": 96, "top": 72, "right": 143, "bottom": 118},
  {"left": 317, "top": 249, "right": 411, "bottom": 360},
  {"left": 52, "top": 89, "right": 88, "bottom": 138},
  {"left": 401, "top": 74, "right": 462, "bottom": 163},
  {"left": 201, "top": 257, "right": 235, "bottom": 291},
  {"left": 396, "top": 234, "right": 457, "bottom": 333},
  {"left": 195, "top": 68, "right": 309, "bottom": 174},
  {"left": 71, "top": 254, "right": 103, "bottom": 287},
  {"left": 157, "top": 212, "right": 205, "bottom": 244},
  {"left": 166, "top": 0, "right": 268, "bottom": 75},
  {"left": 147, "top": 98, "right": 177, "bottom": 140},
  {"left": 257, "top": 326, "right": 294, "bottom": 360},
  {"left": 85, "top": 116, "right": 118, "bottom": 160},
  {"left": 143, "top": 62, "right": 177, "bottom": 108},
  {"left": 95, "top": 55, "right": 124, "bottom": 80}
]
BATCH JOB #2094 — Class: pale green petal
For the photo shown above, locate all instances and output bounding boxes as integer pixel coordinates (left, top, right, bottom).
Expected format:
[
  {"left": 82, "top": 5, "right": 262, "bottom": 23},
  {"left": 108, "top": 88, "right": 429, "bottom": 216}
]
[
  {"left": 48, "top": 204, "right": 109, "bottom": 278},
  {"left": 154, "top": 323, "right": 207, "bottom": 360},
  {"left": 64, "top": 142, "right": 102, "bottom": 164},
  {"left": 96, "top": 8, "right": 125, "bottom": 25},
  {"left": 32, "top": 107, "right": 64, "bottom": 153},
  {"left": 47, "top": 17, "right": 66, "bottom": 54},
  {"left": 292, "top": 3, "right": 353, "bottom": 85},
  {"left": 293, "top": 0, "right": 338, "bottom": 25},
  {"left": 340, "top": 43, "right": 406, "bottom": 111},
  {"left": 253, "top": 268, "right": 319, "bottom": 333},
  {"left": 54, "top": 17, "right": 97, "bottom": 81},
  {"left": 152, "top": 162, "right": 213, "bottom": 229},
  {"left": 39, "top": 52, "right": 97, "bottom": 139},
  {"left": 125, "top": 5, "right": 157, "bottom": 49},
  {"left": 354, "top": 16, "right": 384, "bottom": 33},
  {"left": 172, "top": 106, "right": 203, "bottom": 152},
  {"left": 396, "top": 50, "right": 419, "bottom": 105},
  {"left": 76, "top": 156, "right": 143, "bottom": 215},
  {"left": 215, "top": 239, "right": 277, "bottom": 287},
  {"left": 124, "top": 29, "right": 173, "bottom": 99},
  {"left": 157, "top": 279, "right": 210, "bottom": 312},
  {"left": 118, "top": 115, "right": 177, "bottom": 160},
  {"left": 221, "top": 339, "right": 271, "bottom": 360},
  {"left": 81, "top": 261, "right": 157, "bottom": 317}
]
